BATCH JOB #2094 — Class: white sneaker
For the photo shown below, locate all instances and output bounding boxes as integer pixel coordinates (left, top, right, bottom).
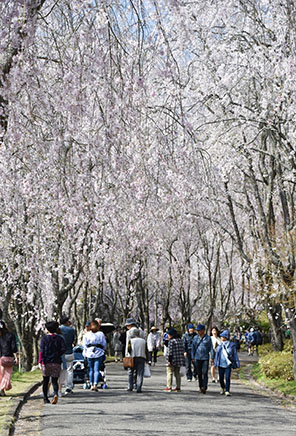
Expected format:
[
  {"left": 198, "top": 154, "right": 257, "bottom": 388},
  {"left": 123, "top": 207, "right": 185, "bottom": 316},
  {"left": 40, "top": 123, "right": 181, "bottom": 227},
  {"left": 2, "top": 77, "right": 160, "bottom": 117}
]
[
  {"left": 220, "top": 389, "right": 225, "bottom": 395},
  {"left": 225, "top": 391, "right": 231, "bottom": 396},
  {"left": 58, "top": 391, "right": 62, "bottom": 398}
]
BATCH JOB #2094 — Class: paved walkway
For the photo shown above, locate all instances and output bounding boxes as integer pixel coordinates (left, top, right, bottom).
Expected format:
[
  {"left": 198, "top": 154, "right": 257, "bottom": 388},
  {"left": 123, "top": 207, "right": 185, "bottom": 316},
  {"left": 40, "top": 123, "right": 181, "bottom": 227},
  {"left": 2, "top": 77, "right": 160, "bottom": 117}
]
[{"left": 14, "top": 353, "right": 296, "bottom": 436}]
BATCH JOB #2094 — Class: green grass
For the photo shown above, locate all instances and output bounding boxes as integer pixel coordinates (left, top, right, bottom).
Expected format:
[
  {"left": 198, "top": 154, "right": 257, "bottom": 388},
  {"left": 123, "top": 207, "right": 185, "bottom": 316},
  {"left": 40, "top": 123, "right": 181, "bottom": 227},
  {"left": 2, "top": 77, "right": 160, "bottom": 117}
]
[
  {"left": 251, "top": 362, "right": 296, "bottom": 397},
  {"left": 0, "top": 369, "right": 41, "bottom": 433}
]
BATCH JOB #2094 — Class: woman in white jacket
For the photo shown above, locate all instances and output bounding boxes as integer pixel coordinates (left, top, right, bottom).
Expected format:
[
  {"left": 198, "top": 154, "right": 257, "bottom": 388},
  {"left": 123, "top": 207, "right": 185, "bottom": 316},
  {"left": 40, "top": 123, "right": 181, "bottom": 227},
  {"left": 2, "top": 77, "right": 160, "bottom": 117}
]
[{"left": 147, "top": 327, "right": 161, "bottom": 366}]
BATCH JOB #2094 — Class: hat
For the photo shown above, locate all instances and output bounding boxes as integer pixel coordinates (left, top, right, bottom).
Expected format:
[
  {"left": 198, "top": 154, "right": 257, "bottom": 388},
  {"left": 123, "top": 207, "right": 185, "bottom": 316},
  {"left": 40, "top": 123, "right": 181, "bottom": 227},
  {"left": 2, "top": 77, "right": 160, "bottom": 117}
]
[
  {"left": 125, "top": 317, "right": 137, "bottom": 326},
  {"left": 60, "top": 315, "right": 70, "bottom": 325},
  {"left": 220, "top": 330, "right": 230, "bottom": 339},
  {"left": 196, "top": 324, "right": 205, "bottom": 331},
  {"left": 167, "top": 327, "right": 177, "bottom": 337},
  {"left": 151, "top": 326, "right": 158, "bottom": 331},
  {"left": 187, "top": 323, "right": 195, "bottom": 330},
  {"left": 85, "top": 321, "right": 91, "bottom": 327}
]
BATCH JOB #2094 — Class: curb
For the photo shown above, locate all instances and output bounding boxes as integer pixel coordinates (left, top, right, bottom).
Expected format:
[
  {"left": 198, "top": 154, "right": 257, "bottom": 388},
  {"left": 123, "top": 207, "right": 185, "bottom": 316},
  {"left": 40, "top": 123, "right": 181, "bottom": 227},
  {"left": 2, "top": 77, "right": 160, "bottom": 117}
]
[{"left": 0, "top": 381, "right": 42, "bottom": 436}]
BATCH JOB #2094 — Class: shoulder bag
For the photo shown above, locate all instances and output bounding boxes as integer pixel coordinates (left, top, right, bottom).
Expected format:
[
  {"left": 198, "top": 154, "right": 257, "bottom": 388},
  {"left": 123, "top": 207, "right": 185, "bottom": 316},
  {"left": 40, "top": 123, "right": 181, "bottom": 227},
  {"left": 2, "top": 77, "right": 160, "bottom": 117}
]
[{"left": 123, "top": 356, "right": 134, "bottom": 369}]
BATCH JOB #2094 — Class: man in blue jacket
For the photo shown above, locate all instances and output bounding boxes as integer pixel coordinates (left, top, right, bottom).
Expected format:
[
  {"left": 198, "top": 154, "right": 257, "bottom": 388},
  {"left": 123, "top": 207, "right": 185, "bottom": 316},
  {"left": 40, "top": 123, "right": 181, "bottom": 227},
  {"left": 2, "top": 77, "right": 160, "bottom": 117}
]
[
  {"left": 60, "top": 315, "right": 76, "bottom": 395},
  {"left": 182, "top": 324, "right": 197, "bottom": 381},
  {"left": 192, "top": 324, "right": 214, "bottom": 394}
]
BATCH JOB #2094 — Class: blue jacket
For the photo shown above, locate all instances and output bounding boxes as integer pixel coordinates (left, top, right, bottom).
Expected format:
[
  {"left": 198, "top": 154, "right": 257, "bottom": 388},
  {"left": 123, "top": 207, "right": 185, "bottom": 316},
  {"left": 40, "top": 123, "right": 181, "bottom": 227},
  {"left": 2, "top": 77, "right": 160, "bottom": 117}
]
[
  {"left": 214, "top": 341, "right": 240, "bottom": 369},
  {"left": 192, "top": 334, "right": 214, "bottom": 360},
  {"left": 183, "top": 332, "right": 197, "bottom": 353},
  {"left": 60, "top": 325, "right": 75, "bottom": 355}
]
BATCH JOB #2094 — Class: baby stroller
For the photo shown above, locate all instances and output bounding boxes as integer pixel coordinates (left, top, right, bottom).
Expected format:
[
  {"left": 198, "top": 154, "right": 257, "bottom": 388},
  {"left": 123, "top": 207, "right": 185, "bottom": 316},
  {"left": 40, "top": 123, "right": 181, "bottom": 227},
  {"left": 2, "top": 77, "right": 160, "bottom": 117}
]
[
  {"left": 76, "top": 345, "right": 108, "bottom": 390},
  {"left": 73, "top": 345, "right": 88, "bottom": 385}
]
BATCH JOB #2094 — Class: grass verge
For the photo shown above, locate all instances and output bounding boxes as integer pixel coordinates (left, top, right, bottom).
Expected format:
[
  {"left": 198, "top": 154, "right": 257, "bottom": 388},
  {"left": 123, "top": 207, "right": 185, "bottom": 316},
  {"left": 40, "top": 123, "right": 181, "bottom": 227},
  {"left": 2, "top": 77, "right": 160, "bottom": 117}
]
[
  {"left": 0, "top": 369, "right": 41, "bottom": 434},
  {"left": 250, "top": 363, "right": 296, "bottom": 398}
]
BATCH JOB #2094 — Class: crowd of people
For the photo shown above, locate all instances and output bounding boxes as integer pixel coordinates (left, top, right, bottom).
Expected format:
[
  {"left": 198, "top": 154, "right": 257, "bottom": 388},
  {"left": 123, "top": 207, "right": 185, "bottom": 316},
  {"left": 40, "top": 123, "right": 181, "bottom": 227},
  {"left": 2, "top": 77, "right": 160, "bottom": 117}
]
[{"left": 0, "top": 316, "right": 263, "bottom": 402}]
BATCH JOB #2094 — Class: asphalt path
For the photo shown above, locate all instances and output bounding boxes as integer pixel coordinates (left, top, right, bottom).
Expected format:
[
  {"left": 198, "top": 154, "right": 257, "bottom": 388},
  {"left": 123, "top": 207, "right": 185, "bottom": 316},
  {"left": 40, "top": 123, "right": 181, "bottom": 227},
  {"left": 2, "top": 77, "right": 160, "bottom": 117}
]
[{"left": 38, "top": 354, "right": 296, "bottom": 436}]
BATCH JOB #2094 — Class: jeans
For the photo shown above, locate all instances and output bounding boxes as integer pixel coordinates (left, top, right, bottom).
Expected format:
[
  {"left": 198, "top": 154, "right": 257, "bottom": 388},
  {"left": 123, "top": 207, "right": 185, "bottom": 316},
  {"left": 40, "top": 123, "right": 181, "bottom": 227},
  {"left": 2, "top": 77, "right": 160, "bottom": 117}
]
[
  {"left": 194, "top": 359, "right": 209, "bottom": 390},
  {"left": 218, "top": 366, "right": 232, "bottom": 392},
  {"left": 185, "top": 350, "right": 196, "bottom": 380},
  {"left": 87, "top": 356, "right": 104, "bottom": 385},
  {"left": 60, "top": 353, "right": 74, "bottom": 390},
  {"left": 128, "top": 357, "right": 145, "bottom": 392}
]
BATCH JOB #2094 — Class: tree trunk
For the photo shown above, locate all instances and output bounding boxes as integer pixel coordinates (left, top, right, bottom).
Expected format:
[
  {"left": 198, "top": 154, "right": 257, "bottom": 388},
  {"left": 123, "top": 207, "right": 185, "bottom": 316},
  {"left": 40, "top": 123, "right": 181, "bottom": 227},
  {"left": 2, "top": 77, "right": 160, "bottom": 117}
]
[{"left": 266, "top": 303, "right": 284, "bottom": 351}]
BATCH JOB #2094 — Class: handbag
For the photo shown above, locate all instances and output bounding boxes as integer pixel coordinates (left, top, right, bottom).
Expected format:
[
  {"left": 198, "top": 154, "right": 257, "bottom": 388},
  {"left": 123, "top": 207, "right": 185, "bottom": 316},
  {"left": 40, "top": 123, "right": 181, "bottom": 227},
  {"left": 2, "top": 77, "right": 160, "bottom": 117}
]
[
  {"left": 143, "top": 363, "right": 151, "bottom": 378},
  {"left": 0, "top": 356, "right": 14, "bottom": 367},
  {"left": 123, "top": 356, "right": 134, "bottom": 369}
]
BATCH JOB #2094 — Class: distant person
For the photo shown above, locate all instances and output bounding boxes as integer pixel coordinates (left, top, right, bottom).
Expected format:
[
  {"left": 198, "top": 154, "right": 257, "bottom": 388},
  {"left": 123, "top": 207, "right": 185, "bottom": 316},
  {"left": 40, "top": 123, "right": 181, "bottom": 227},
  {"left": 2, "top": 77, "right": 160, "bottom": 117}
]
[
  {"left": 214, "top": 329, "right": 240, "bottom": 396},
  {"left": 113, "top": 326, "right": 123, "bottom": 362},
  {"left": 192, "top": 324, "right": 214, "bottom": 394},
  {"left": 0, "top": 320, "right": 18, "bottom": 396},
  {"left": 83, "top": 320, "right": 106, "bottom": 391},
  {"left": 162, "top": 327, "right": 169, "bottom": 357},
  {"left": 125, "top": 318, "right": 145, "bottom": 356},
  {"left": 210, "top": 326, "right": 221, "bottom": 383},
  {"left": 147, "top": 326, "right": 161, "bottom": 366},
  {"left": 78, "top": 321, "right": 91, "bottom": 344},
  {"left": 182, "top": 323, "right": 197, "bottom": 381},
  {"left": 164, "top": 328, "right": 185, "bottom": 392},
  {"left": 126, "top": 328, "right": 147, "bottom": 393},
  {"left": 39, "top": 321, "right": 66, "bottom": 404},
  {"left": 253, "top": 329, "right": 263, "bottom": 355},
  {"left": 232, "top": 331, "right": 241, "bottom": 351},
  {"left": 246, "top": 328, "right": 255, "bottom": 356},
  {"left": 59, "top": 315, "right": 76, "bottom": 395},
  {"left": 119, "top": 328, "right": 127, "bottom": 359}
]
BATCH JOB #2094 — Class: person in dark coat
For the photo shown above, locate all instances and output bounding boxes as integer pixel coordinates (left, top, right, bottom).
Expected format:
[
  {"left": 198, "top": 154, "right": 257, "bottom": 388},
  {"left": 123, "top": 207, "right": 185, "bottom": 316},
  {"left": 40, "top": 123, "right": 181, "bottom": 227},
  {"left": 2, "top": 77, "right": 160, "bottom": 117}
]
[
  {"left": 164, "top": 328, "right": 185, "bottom": 392},
  {"left": 183, "top": 323, "right": 197, "bottom": 381},
  {"left": 0, "top": 320, "right": 18, "bottom": 396},
  {"left": 39, "top": 321, "right": 66, "bottom": 404}
]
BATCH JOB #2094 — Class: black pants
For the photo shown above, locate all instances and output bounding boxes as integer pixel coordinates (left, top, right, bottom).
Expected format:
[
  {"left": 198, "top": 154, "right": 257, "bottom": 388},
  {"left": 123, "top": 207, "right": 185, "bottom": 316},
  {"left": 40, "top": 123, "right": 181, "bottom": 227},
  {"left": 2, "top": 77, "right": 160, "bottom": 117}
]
[
  {"left": 43, "top": 376, "right": 58, "bottom": 399},
  {"left": 148, "top": 349, "right": 158, "bottom": 363}
]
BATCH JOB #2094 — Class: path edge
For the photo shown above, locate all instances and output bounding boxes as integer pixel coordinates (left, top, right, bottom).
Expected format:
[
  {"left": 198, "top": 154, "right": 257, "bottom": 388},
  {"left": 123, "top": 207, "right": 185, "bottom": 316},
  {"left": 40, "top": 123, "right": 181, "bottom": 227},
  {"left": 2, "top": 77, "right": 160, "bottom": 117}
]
[{"left": 0, "top": 381, "right": 42, "bottom": 436}]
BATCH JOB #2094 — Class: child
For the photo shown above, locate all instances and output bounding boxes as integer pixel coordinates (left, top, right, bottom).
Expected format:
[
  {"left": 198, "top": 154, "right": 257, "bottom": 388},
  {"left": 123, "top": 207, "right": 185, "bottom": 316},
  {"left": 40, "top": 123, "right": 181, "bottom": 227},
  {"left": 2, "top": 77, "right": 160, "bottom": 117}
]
[{"left": 214, "top": 329, "right": 240, "bottom": 396}]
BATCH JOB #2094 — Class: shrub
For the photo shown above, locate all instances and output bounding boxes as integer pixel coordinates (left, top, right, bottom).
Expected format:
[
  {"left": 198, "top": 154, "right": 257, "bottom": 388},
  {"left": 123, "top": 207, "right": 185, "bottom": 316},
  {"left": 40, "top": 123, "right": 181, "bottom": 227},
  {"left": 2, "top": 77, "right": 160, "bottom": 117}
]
[
  {"left": 258, "top": 342, "right": 273, "bottom": 356},
  {"left": 259, "top": 351, "right": 294, "bottom": 381}
]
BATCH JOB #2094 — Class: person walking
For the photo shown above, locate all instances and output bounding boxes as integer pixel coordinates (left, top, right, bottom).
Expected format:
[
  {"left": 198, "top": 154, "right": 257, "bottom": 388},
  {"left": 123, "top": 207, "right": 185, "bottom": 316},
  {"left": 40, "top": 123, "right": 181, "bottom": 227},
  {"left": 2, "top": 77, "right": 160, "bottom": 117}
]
[
  {"left": 125, "top": 318, "right": 145, "bottom": 356},
  {"left": 192, "top": 324, "right": 214, "bottom": 394},
  {"left": 183, "top": 323, "right": 197, "bottom": 382},
  {"left": 39, "top": 321, "right": 66, "bottom": 404},
  {"left": 162, "top": 327, "right": 169, "bottom": 357},
  {"left": 126, "top": 328, "right": 147, "bottom": 393},
  {"left": 119, "top": 328, "right": 127, "bottom": 359},
  {"left": 210, "top": 326, "right": 221, "bottom": 383},
  {"left": 0, "top": 320, "right": 18, "bottom": 396},
  {"left": 83, "top": 320, "right": 106, "bottom": 391},
  {"left": 113, "top": 326, "right": 122, "bottom": 362},
  {"left": 59, "top": 315, "right": 76, "bottom": 395},
  {"left": 214, "top": 329, "right": 240, "bottom": 396},
  {"left": 147, "top": 326, "right": 161, "bottom": 366},
  {"left": 164, "top": 328, "right": 185, "bottom": 392}
]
